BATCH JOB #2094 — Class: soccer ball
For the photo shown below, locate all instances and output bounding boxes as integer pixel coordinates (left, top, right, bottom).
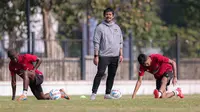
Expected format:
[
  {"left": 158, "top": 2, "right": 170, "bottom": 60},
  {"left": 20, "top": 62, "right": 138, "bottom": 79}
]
[
  {"left": 49, "top": 89, "right": 61, "bottom": 100},
  {"left": 110, "top": 89, "right": 122, "bottom": 99}
]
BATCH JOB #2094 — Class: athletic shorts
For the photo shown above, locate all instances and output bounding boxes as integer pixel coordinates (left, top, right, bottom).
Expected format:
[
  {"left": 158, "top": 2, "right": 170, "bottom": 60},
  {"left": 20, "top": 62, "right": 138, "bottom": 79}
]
[
  {"left": 156, "top": 71, "right": 173, "bottom": 90},
  {"left": 29, "top": 74, "right": 44, "bottom": 99}
]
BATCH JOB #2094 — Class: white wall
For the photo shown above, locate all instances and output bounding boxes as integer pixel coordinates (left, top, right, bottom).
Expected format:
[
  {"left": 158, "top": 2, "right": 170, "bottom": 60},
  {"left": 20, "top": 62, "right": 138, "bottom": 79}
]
[{"left": 0, "top": 80, "right": 200, "bottom": 96}]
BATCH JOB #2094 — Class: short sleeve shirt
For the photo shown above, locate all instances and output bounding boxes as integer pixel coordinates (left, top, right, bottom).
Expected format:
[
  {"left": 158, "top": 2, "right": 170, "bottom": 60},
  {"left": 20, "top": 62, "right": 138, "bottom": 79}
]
[
  {"left": 9, "top": 54, "right": 42, "bottom": 76},
  {"left": 138, "top": 54, "right": 173, "bottom": 79}
]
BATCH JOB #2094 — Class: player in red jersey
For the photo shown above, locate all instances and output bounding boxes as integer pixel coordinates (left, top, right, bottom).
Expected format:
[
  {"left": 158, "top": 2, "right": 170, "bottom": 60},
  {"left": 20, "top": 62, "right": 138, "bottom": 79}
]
[
  {"left": 7, "top": 49, "right": 70, "bottom": 101},
  {"left": 132, "top": 53, "right": 184, "bottom": 99}
]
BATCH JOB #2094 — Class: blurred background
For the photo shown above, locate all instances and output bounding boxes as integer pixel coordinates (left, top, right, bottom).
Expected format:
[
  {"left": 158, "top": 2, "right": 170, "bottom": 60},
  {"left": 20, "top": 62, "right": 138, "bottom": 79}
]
[{"left": 0, "top": 0, "right": 200, "bottom": 82}]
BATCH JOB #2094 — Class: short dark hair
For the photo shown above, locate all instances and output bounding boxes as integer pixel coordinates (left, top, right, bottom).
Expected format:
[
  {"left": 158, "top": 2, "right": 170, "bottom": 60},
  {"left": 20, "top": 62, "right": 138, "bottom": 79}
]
[
  {"left": 103, "top": 7, "right": 114, "bottom": 16},
  {"left": 7, "top": 49, "right": 16, "bottom": 58},
  {"left": 138, "top": 54, "right": 147, "bottom": 65}
]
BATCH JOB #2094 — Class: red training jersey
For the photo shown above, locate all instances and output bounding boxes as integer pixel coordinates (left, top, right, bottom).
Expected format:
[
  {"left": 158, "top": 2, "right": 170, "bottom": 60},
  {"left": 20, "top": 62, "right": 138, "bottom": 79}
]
[
  {"left": 9, "top": 54, "right": 43, "bottom": 76},
  {"left": 138, "top": 54, "right": 173, "bottom": 79}
]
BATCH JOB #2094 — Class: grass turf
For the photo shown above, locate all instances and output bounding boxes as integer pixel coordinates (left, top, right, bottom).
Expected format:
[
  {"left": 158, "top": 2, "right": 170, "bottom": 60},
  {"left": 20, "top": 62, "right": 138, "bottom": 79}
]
[{"left": 0, "top": 95, "right": 200, "bottom": 112}]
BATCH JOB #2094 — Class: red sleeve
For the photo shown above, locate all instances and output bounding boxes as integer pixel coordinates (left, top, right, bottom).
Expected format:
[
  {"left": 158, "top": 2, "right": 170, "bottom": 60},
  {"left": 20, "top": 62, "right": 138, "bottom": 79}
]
[
  {"left": 25, "top": 54, "right": 37, "bottom": 62},
  {"left": 155, "top": 54, "right": 169, "bottom": 63},
  {"left": 138, "top": 65, "right": 145, "bottom": 76}
]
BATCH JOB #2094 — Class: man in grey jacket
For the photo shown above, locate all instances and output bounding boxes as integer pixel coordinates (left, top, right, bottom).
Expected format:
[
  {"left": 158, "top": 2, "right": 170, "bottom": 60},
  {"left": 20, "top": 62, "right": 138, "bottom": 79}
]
[{"left": 91, "top": 8, "right": 123, "bottom": 100}]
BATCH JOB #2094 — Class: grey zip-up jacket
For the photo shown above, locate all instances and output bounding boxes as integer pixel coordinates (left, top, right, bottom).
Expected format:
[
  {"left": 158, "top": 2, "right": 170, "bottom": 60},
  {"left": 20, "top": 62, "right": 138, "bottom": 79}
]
[{"left": 93, "top": 21, "right": 123, "bottom": 57}]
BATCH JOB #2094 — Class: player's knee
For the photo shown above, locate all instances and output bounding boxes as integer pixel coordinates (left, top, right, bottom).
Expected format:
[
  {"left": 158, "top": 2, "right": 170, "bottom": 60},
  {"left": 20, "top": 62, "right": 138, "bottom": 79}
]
[
  {"left": 37, "top": 97, "right": 44, "bottom": 100},
  {"left": 37, "top": 94, "right": 46, "bottom": 100},
  {"left": 38, "top": 93, "right": 50, "bottom": 100},
  {"left": 21, "top": 71, "right": 28, "bottom": 78}
]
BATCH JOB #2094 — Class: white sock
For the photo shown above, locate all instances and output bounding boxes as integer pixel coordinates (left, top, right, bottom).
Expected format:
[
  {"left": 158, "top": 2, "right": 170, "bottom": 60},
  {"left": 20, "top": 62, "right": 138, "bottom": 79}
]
[
  {"left": 176, "top": 90, "right": 179, "bottom": 95},
  {"left": 23, "top": 90, "right": 27, "bottom": 96},
  {"left": 173, "top": 90, "right": 179, "bottom": 96},
  {"left": 158, "top": 92, "right": 162, "bottom": 97}
]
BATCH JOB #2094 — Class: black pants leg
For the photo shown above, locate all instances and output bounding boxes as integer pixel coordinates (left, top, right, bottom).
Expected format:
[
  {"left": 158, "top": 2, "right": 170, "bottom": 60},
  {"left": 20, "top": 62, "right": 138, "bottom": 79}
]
[
  {"left": 29, "top": 74, "right": 44, "bottom": 100},
  {"left": 106, "top": 57, "right": 119, "bottom": 94},
  {"left": 92, "top": 57, "right": 109, "bottom": 94},
  {"left": 156, "top": 71, "right": 173, "bottom": 91}
]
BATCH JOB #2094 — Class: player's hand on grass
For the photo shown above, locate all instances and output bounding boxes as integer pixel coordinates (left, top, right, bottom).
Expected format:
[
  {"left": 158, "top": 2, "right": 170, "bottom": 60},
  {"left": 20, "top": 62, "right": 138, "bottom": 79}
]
[
  {"left": 17, "top": 94, "right": 27, "bottom": 101},
  {"left": 93, "top": 56, "right": 99, "bottom": 66},
  {"left": 131, "top": 95, "right": 135, "bottom": 99},
  {"left": 172, "top": 76, "right": 177, "bottom": 86}
]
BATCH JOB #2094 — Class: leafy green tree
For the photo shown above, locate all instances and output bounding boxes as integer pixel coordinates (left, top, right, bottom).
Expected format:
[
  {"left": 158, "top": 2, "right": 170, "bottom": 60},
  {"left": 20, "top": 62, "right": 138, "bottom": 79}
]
[
  {"left": 90, "top": 0, "right": 171, "bottom": 53},
  {"left": 52, "top": 0, "right": 89, "bottom": 56},
  {"left": 0, "top": 0, "right": 84, "bottom": 57},
  {"left": 160, "top": 0, "right": 200, "bottom": 58},
  {"left": 0, "top": 0, "right": 26, "bottom": 51}
]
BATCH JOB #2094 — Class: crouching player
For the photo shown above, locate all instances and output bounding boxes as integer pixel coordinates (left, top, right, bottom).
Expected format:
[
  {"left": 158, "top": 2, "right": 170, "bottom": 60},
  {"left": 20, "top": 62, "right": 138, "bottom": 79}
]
[
  {"left": 132, "top": 53, "right": 184, "bottom": 99},
  {"left": 8, "top": 49, "right": 70, "bottom": 101}
]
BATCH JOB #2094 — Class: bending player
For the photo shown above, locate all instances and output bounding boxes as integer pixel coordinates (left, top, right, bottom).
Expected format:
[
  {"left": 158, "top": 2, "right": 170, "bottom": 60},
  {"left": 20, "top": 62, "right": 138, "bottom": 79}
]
[
  {"left": 8, "top": 49, "right": 70, "bottom": 101},
  {"left": 132, "top": 53, "right": 184, "bottom": 99}
]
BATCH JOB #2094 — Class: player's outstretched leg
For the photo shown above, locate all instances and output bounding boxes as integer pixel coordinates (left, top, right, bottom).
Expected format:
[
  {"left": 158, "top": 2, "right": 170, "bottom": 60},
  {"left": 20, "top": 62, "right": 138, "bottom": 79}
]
[
  {"left": 173, "top": 87, "right": 184, "bottom": 98},
  {"left": 154, "top": 87, "right": 184, "bottom": 99},
  {"left": 59, "top": 89, "right": 70, "bottom": 100}
]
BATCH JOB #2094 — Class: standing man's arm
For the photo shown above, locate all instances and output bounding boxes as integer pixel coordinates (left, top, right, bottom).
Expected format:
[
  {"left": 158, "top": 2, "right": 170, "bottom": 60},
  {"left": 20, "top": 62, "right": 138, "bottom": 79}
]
[
  {"left": 93, "top": 26, "right": 101, "bottom": 65},
  {"left": 119, "top": 30, "right": 123, "bottom": 62},
  {"left": 119, "top": 48, "right": 123, "bottom": 56},
  {"left": 11, "top": 72, "right": 16, "bottom": 100}
]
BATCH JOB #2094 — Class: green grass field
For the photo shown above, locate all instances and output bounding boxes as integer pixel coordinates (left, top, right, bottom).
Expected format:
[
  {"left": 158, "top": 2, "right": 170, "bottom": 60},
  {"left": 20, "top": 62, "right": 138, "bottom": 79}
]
[{"left": 0, "top": 95, "right": 200, "bottom": 112}]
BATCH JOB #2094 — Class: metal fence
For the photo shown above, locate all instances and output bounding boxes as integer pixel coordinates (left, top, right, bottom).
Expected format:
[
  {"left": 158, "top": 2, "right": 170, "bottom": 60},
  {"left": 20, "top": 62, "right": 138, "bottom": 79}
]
[{"left": 0, "top": 38, "right": 200, "bottom": 81}]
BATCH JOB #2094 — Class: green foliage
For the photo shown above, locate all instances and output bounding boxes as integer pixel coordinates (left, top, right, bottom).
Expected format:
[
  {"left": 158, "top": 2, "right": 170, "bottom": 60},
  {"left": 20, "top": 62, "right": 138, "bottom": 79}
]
[
  {"left": 90, "top": 0, "right": 174, "bottom": 57},
  {"left": 161, "top": 0, "right": 200, "bottom": 58},
  {"left": 51, "top": 0, "right": 87, "bottom": 56},
  {"left": 90, "top": 0, "right": 171, "bottom": 41},
  {"left": 0, "top": 0, "right": 200, "bottom": 57},
  {"left": 0, "top": 0, "right": 26, "bottom": 35},
  {"left": 180, "top": 0, "right": 200, "bottom": 28},
  {"left": 52, "top": 1, "right": 83, "bottom": 39},
  {"left": 0, "top": 0, "right": 27, "bottom": 51}
]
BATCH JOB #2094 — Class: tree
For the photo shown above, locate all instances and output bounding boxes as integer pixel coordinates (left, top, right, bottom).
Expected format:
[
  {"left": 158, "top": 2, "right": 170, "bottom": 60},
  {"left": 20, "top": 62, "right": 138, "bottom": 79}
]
[
  {"left": 0, "top": 0, "right": 26, "bottom": 51},
  {"left": 159, "top": 0, "right": 200, "bottom": 58},
  {"left": 52, "top": 0, "right": 93, "bottom": 56},
  {"left": 38, "top": 0, "right": 68, "bottom": 58},
  {"left": 90, "top": 0, "right": 171, "bottom": 53},
  {"left": 0, "top": 0, "right": 72, "bottom": 58}
]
